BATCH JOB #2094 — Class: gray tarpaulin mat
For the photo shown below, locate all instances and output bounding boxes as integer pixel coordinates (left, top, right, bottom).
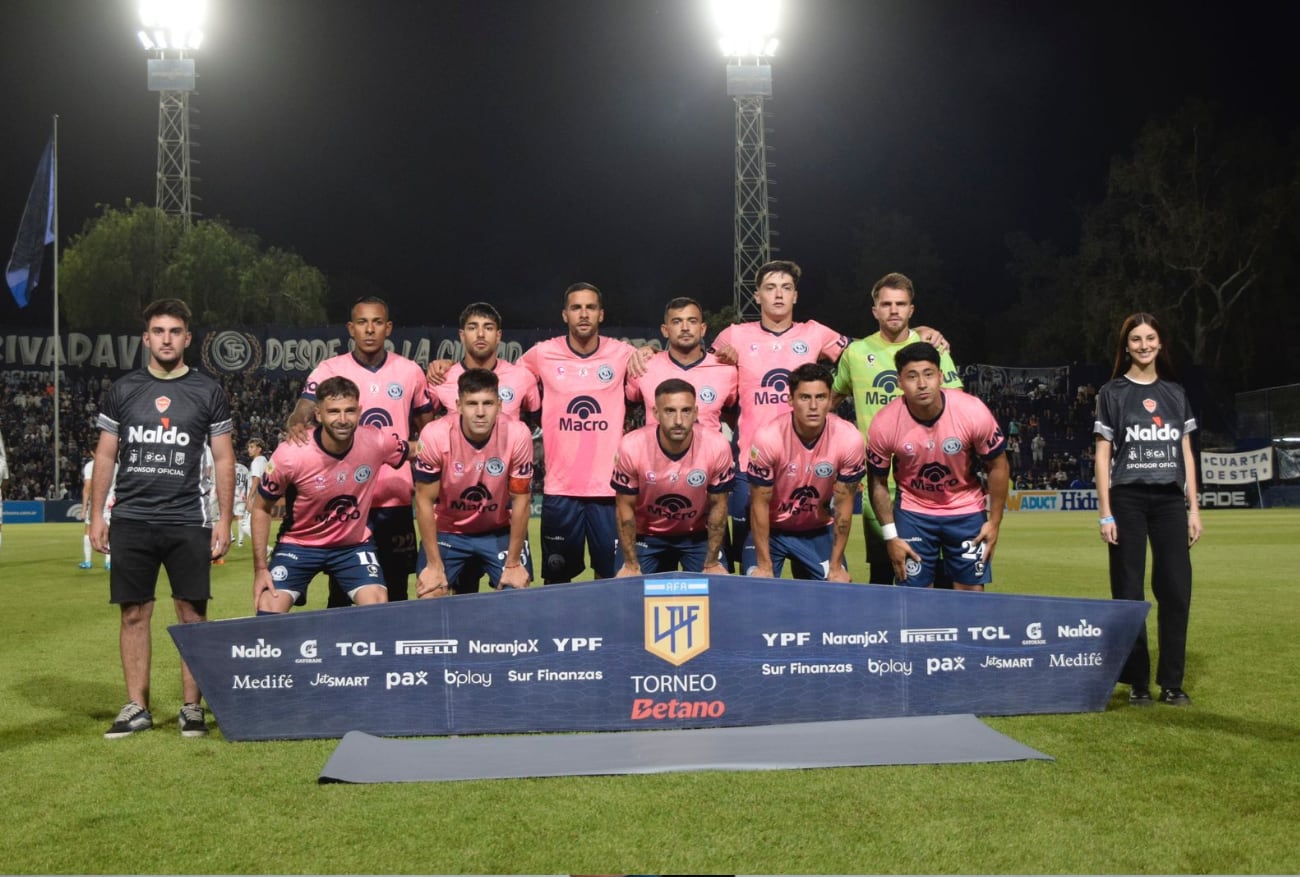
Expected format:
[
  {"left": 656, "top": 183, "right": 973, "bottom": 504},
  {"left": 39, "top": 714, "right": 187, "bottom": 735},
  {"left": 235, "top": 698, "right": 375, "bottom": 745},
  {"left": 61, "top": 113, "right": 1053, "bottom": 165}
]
[{"left": 318, "top": 715, "right": 1052, "bottom": 783}]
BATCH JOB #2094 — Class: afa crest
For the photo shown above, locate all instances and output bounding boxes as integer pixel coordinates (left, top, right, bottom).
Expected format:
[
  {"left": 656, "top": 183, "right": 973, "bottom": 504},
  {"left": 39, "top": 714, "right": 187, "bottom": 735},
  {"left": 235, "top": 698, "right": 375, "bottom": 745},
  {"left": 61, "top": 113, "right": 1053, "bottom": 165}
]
[{"left": 643, "top": 579, "right": 710, "bottom": 666}]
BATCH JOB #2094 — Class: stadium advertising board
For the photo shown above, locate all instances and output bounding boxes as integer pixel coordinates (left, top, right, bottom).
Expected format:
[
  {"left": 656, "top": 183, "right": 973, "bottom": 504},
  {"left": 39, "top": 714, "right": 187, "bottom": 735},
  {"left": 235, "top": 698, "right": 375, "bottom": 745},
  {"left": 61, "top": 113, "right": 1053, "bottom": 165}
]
[
  {"left": 1, "top": 327, "right": 663, "bottom": 376},
  {"left": 170, "top": 574, "right": 1148, "bottom": 741},
  {"left": 1200, "top": 449, "right": 1273, "bottom": 484},
  {"left": 1005, "top": 489, "right": 1099, "bottom": 512}
]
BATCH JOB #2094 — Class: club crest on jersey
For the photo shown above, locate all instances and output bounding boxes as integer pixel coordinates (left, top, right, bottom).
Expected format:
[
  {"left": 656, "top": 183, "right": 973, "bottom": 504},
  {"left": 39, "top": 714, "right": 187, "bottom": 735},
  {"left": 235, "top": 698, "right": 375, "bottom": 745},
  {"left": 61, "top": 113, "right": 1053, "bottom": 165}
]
[
  {"left": 699, "top": 386, "right": 717, "bottom": 404},
  {"left": 686, "top": 469, "right": 707, "bottom": 487},
  {"left": 355, "top": 465, "right": 373, "bottom": 483},
  {"left": 792, "top": 341, "right": 809, "bottom": 355},
  {"left": 814, "top": 462, "right": 834, "bottom": 478},
  {"left": 1143, "top": 398, "right": 1158, "bottom": 413},
  {"left": 485, "top": 457, "right": 506, "bottom": 477},
  {"left": 597, "top": 364, "right": 615, "bottom": 384},
  {"left": 499, "top": 387, "right": 515, "bottom": 402},
  {"left": 386, "top": 383, "right": 404, "bottom": 400},
  {"left": 942, "top": 438, "right": 963, "bottom": 455},
  {"left": 154, "top": 396, "right": 171, "bottom": 414}
]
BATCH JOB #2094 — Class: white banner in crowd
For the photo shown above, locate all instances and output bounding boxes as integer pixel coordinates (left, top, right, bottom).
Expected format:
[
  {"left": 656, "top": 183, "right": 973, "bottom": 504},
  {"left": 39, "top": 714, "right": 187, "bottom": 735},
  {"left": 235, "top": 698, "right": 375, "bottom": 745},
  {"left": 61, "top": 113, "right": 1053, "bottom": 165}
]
[{"left": 1200, "top": 449, "right": 1273, "bottom": 484}]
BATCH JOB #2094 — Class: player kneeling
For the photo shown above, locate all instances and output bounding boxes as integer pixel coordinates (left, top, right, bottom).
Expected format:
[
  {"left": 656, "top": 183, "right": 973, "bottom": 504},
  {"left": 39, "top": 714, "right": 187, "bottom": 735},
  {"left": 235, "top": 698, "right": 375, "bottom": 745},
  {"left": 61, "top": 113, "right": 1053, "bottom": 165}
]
[{"left": 251, "top": 377, "right": 413, "bottom": 613}]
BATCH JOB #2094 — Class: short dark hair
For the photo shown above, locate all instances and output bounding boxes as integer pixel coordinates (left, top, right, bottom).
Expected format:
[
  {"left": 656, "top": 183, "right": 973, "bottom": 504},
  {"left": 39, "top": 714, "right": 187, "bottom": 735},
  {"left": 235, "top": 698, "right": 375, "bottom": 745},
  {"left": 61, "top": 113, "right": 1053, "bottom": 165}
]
[
  {"left": 349, "top": 296, "right": 390, "bottom": 322},
  {"left": 247, "top": 437, "right": 265, "bottom": 452},
  {"left": 871, "top": 272, "right": 915, "bottom": 304},
  {"left": 459, "top": 302, "right": 502, "bottom": 330},
  {"left": 563, "top": 282, "right": 602, "bottom": 308},
  {"left": 654, "top": 378, "right": 696, "bottom": 401},
  {"left": 142, "top": 298, "right": 192, "bottom": 329},
  {"left": 894, "top": 341, "right": 941, "bottom": 372},
  {"left": 458, "top": 367, "right": 500, "bottom": 397},
  {"left": 789, "top": 362, "right": 833, "bottom": 393},
  {"left": 315, "top": 376, "right": 360, "bottom": 402},
  {"left": 755, "top": 260, "right": 802, "bottom": 289},
  {"left": 663, "top": 296, "right": 703, "bottom": 320}
]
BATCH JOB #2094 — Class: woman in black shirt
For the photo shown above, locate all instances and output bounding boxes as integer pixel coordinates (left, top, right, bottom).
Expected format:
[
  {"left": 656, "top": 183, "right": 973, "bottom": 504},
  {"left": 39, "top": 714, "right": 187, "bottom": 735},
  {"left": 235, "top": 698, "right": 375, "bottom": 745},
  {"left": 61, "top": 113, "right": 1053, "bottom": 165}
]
[{"left": 1093, "top": 313, "right": 1201, "bottom": 707}]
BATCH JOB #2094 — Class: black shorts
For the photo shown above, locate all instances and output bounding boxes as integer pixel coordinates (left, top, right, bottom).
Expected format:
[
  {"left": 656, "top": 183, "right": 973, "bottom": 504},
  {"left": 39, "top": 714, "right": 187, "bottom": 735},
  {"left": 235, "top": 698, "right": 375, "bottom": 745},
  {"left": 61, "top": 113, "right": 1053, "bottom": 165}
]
[
  {"left": 108, "top": 518, "right": 212, "bottom": 605},
  {"left": 370, "top": 505, "right": 418, "bottom": 582}
]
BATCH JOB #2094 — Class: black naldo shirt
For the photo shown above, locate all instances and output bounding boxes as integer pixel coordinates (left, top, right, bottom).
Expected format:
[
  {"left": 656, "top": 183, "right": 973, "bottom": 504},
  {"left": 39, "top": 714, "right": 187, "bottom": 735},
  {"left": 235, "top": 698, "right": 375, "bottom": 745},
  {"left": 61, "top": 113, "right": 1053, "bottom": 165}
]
[
  {"left": 97, "top": 369, "right": 232, "bottom": 526},
  {"left": 1093, "top": 376, "right": 1197, "bottom": 489}
]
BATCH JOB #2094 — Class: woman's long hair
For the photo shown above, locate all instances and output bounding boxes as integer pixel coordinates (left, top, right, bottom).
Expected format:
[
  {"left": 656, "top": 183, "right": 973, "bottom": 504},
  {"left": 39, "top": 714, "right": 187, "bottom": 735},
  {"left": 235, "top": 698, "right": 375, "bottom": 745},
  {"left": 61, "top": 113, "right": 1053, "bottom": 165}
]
[{"left": 1110, "top": 312, "right": 1179, "bottom": 381}]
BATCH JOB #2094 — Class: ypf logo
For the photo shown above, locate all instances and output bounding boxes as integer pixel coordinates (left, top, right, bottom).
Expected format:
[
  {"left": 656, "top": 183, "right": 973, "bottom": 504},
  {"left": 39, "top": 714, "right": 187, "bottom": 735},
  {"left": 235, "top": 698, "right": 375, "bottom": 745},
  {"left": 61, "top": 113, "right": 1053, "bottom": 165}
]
[
  {"left": 644, "top": 579, "right": 710, "bottom": 666},
  {"left": 872, "top": 370, "right": 901, "bottom": 394},
  {"left": 200, "top": 330, "right": 262, "bottom": 374}
]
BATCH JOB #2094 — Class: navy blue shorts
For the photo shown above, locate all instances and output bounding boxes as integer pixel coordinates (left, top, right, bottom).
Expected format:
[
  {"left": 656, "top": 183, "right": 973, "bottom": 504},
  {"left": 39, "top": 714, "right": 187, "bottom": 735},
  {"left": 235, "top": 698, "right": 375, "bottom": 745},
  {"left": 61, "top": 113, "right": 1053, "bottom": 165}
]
[
  {"left": 270, "top": 542, "right": 386, "bottom": 602},
  {"left": 615, "top": 531, "right": 715, "bottom": 574},
  {"left": 416, "top": 528, "right": 534, "bottom": 594},
  {"left": 742, "top": 525, "right": 845, "bottom": 581},
  {"left": 893, "top": 508, "right": 991, "bottom": 588},
  {"left": 541, "top": 495, "right": 617, "bottom": 583}
]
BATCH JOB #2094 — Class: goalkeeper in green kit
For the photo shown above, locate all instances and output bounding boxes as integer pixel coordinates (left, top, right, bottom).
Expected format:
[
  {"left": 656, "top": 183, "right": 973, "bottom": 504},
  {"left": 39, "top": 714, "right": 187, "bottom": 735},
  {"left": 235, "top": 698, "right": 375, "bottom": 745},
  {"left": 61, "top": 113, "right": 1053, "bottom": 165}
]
[{"left": 832, "top": 272, "right": 963, "bottom": 584}]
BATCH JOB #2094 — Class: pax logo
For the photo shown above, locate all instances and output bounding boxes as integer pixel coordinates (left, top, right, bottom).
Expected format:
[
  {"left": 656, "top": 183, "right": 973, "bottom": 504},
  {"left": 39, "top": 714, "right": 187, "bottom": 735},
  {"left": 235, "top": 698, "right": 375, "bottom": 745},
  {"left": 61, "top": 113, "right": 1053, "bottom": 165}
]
[
  {"left": 385, "top": 670, "right": 428, "bottom": 689},
  {"left": 926, "top": 656, "right": 966, "bottom": 675}
]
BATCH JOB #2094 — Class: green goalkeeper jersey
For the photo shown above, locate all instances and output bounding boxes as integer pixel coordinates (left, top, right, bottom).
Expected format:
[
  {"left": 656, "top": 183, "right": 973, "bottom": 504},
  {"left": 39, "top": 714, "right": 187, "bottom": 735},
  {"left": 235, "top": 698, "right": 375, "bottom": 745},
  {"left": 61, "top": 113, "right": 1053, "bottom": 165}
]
[{"left": 832, "top": 329, "right": 964, "bottom": 438}]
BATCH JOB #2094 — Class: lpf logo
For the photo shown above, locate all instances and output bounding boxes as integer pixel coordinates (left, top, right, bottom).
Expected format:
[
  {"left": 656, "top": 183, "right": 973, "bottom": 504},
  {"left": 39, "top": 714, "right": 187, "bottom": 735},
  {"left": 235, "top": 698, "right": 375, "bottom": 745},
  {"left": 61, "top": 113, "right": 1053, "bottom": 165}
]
[{"left": 644, "top": 579, "right": 710, "bottom": 666}]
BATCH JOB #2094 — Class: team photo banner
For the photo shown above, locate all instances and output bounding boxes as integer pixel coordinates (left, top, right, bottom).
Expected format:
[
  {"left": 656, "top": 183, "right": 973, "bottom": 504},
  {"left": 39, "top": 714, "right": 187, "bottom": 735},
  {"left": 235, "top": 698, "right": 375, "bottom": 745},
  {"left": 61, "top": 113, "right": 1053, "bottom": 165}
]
[
  {"left": 170, "top": 574, "right": 1149, "bottom": 742},
  {"left": 1200, "top": 449, "right": 1274, "bottom": 483}
]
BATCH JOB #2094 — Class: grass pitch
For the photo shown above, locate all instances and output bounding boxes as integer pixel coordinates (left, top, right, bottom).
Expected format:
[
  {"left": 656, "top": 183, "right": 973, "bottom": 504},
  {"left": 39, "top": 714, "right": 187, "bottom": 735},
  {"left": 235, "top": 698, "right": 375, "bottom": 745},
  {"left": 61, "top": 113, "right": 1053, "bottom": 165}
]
[{"left": 1, "top": 510, "right": 1297, "bottom": 874}]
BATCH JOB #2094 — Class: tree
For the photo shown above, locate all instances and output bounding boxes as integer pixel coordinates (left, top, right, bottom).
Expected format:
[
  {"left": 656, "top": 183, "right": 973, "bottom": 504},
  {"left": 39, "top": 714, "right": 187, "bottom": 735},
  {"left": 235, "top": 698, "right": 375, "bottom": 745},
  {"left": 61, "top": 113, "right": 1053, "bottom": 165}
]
[
  {"left": 1075, "top": 100, "right": 1297, "bottom": 387},
  {"left": 59, "top": 202, "right": 330, "bottom": 329}
]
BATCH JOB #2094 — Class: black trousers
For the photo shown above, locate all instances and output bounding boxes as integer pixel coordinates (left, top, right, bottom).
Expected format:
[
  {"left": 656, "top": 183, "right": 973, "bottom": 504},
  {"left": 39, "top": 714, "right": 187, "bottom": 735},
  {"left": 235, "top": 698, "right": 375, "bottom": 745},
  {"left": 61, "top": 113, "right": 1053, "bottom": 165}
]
[{"left": 1108, "top": 483, "right": 1192, "bottom": 690}]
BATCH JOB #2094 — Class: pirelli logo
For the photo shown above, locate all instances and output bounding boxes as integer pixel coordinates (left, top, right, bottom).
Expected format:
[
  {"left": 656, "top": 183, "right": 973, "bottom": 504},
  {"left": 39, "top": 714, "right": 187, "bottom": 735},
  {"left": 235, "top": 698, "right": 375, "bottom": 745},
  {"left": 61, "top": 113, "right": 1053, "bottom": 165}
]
[{"left": 644, "top": 579, "right": 710, "bottom": 667}]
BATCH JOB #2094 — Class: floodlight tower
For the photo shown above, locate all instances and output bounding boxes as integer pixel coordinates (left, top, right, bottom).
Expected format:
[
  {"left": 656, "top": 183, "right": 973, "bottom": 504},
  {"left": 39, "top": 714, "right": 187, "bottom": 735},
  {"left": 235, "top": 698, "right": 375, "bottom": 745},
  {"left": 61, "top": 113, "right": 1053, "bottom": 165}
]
[
  {"left": 712, "top": 0, "right": 779, "bottom": 321},
  {"left": 136, "top": 0, "right": 205, "bottom": 226}
]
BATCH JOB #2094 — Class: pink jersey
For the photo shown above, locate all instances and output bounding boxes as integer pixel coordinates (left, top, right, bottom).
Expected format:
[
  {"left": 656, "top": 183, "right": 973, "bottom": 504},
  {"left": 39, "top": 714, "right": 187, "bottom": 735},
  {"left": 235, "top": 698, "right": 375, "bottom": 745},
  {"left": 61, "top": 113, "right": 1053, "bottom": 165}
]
[
  {"left": 260, "top": 428, "right": 409, "bottom": 547},
  {"left": 746, "top": 414, "right": 866, "bottom": 532},
  {"left": 429, "top": 358, "right": 541, "bottom": 421},
  {"left": 413, "top": 415, "right": 534, "bottom": 534},
  {"left": 626, "top": 350, "right": 738, "bottom": 431},
  {"left": 518, "top": 335, "right": 636, "bottom": 497},
  {"left": 713, "top": 320, "right": 849, "bottom": 460},
  {"left": 611, "top": 425, "right": 735, "bottom": 537},
  {"left": 303, "top": 351, "right": 433, "bottom": 508},
  {"left": 866, "top": 390, "right": 1006, "bottom": 516}
]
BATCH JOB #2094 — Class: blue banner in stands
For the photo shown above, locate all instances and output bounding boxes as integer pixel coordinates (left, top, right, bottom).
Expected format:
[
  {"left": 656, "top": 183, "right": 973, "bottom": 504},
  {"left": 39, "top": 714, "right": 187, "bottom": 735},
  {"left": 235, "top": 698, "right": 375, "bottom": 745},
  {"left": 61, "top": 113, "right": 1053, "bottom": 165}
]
[{"left": 170, "top": 574, "right": 1149, "bottom": 741}]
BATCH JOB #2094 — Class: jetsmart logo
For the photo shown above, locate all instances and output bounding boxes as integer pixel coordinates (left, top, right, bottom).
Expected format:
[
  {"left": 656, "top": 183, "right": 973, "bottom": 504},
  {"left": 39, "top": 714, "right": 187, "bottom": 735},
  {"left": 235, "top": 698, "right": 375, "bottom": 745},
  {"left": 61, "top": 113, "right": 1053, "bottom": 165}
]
[
  {"left": 900, "top": 627, "right": 959, "bottom": 643},
  {"left": 126, "top": 424, "right": 191, "bottom": 445},
  {"left": 231, "top": 638, "right": 281, "bottom": 659},
  {"left": 560, "top": 396, "right": 607, "bottom": 431}
]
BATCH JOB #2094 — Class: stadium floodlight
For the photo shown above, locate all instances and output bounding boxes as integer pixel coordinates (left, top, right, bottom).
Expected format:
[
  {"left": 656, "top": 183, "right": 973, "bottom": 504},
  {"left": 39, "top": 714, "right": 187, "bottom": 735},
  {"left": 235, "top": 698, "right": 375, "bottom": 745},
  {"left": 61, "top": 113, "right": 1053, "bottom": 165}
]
[
  {"left": 137, "top": 0, "right": 205, "bottom": 226},
  {"left": 711, "top": 0, "right": 779, "bottom": 58},
  {"left": 711, "top": 0, "right": 780, "bottom": 320},
  {"left": 138, "top": 0, "right": 206, "bottom": 51}
]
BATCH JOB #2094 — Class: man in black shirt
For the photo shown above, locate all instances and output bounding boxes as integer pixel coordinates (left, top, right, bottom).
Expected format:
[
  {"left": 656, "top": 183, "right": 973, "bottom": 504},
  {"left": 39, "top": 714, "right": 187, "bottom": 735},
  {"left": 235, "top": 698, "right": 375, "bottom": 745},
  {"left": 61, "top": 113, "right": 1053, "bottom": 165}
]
[{"left": 90, "top": 299, "right": 235, "bottom": 739}]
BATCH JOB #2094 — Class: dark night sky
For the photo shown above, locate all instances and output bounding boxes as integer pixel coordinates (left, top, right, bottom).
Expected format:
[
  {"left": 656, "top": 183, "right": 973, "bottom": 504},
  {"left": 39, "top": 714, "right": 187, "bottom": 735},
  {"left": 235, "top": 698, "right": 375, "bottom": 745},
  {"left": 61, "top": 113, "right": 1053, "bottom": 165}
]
[{"left": 2, "top": 1, "right": 1297, "bottom": 334}]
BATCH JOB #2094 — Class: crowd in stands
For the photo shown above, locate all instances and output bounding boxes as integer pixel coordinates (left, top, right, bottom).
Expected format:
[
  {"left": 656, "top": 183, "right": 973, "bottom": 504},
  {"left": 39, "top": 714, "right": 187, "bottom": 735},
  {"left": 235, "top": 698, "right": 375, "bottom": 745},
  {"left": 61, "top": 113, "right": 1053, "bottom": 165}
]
[{"left": 1, "top": 365, "right": 1103, "bottom": 502}]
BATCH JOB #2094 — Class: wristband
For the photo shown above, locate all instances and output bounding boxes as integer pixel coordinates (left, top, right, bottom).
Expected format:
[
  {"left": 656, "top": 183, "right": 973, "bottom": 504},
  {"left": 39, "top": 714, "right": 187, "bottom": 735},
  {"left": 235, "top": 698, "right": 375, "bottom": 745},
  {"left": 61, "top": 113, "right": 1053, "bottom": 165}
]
[
  {"left": 881, "top": 523, "right": 899, "bottom": 540},
  {"left": 1099, "top": 516, "right": 1115, "bottom": 525}
]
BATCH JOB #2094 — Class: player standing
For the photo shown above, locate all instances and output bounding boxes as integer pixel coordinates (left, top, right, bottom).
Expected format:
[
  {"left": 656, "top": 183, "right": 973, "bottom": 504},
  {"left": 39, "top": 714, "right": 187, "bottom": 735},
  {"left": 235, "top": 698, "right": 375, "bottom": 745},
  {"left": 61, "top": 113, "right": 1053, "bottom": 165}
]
[
  {"left": 287, "top": 297, "right": 432, "bottom": 603},
  {"left": 831, "top": 272, "right": 961, "bottom": 584},
  {"left": 626, "top": 297, "right": 738, "bottom": 432},
  {"left": 612, "top": 379, "right": 734, "bottom": 575},
  {"left": 866, "top": 342, "right": 1009, "bottom": 590},
  {"left": 711, "top": 261, "right": 850, "bottom": 567},
  {"left": 427, "top": 302, "right": 540, "bottom": 422},
  {"left": 241, "top": 437, "right": 267, "bottom": 552},
  {"left": 517, "top": 283, "right": 650, "bottom": 583}
]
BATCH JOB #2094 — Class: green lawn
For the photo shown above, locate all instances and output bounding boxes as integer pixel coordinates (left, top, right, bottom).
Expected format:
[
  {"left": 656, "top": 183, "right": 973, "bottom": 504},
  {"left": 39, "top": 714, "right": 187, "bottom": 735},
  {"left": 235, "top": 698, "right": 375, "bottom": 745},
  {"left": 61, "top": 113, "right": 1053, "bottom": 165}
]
[{"left": 1, "top": 511, "right": 1297, "bottom": 874}]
